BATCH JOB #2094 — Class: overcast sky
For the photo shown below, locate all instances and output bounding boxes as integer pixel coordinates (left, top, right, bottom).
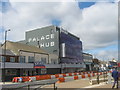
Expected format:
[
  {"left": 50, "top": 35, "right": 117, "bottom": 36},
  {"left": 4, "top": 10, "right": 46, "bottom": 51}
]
[{"left": 0, "top": 0, "right": 118, "bottom": 61}]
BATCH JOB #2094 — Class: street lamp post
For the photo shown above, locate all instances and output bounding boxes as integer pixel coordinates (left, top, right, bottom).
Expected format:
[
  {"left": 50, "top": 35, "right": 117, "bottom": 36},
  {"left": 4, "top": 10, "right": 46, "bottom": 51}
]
[{"left": 3, "top": 29, "right": 10, "bottom": 84}]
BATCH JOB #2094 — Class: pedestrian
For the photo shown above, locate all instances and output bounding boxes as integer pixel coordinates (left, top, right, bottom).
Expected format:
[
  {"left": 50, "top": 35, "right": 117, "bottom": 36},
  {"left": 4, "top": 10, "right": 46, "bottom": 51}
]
[{"left": 112, "top": 67, "right": 119, "bottom": 89}]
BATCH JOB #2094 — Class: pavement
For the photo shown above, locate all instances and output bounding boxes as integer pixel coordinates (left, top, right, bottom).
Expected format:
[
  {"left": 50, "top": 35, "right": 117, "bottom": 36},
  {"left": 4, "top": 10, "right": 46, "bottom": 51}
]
[
  {"left": 0, "top": 82, "right": 13, "bottom": 85},
  {"left": 42, "top": 79, "right": 90, "bottom": 88},
  {"left": 0, "top": 75, "right": 117, "bottom": 89},
  {"left": 41, "top": 76, "right": 116, "bottom": 89},
  {"left": 39, "top": 80, "right": 115, "bottom": 90}
]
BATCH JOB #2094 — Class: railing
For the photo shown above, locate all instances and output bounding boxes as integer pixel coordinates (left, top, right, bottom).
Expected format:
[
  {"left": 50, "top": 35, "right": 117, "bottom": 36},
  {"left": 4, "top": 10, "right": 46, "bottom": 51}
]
[
  {"left": 2, "top": 79, "right": 58, "bottom": 90},
  {"left": 89, "top": 71, "right": 110, "bottom": 85},
  {"left": 6, "top": 82, "right": 57, "bottom": 90}
]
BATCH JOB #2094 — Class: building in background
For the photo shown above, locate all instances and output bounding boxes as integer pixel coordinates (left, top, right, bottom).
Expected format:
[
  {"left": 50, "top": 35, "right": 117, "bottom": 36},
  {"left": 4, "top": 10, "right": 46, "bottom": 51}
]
[
  {"left": 83, "top": 53, "right": 93, "bottom": 71},
  {"left": 108, "top": 58, "right": 117, "bottom": 69},
  {"left": 0, "top": 25, "right": 85, "bottom": 82},
  {"left": 92, "top": 58, "right": 100, "bottom": 71},
  {"left": 99, "top": 60, "right": 108, "bottom": 71},
  {"left": 19, "top": 25, "right": 85, "bottom": 73},
  {"left": 0, "top": 41, "right": 60, "bottom": 82}
]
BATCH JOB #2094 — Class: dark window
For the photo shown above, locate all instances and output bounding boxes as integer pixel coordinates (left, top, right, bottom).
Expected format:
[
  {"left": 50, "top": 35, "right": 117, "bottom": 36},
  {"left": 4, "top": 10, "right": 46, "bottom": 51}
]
[
  {"left": 41, "top": 57, "right": 46, "bottom": 64},
  {"left": 5, "top": 69, "right": 17, "bottom": 76},
  {"left": 51, "top": 59, "right": 57, "bottom": 64},
  {"left": 41, "top": 68, "right": 47, "bottom": 74},
  {"left": 1, "top": 56, "right": 6, "bottom": 62},
  {"left": 22, "top": 70, "right": 28, "bottom": 76},
  {"left": 28, "top": 56, "right": 34, "bottom": 63},
  {"left": 19, "top": 56, "right": 25, "bottom": 63},
  {"left": 10, "top": 57, "right": 15, "bottom": 62}
]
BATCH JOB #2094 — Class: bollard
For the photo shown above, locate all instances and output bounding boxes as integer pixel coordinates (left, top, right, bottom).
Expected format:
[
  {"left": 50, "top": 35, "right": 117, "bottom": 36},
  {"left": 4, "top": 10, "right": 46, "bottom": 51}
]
[
  {"left": 28, "top": 85, "right": 30, "bottom": 90},
  {"left": 89, "top": 76, "right": 91, "bottom": 81},
  {"left": 105, "top": 72, "right": 107, "bottom": 84},
  {"left": 108, "top": 72, "right": 112, "bottom": 84},
  {"left": 54, "top": 82, "right": 57, "bottom": 90},
  {"left": 97, "top": 74, "right": 100, "bottom": 84},
  {"left": 104, "top": 72, "right": 105, "bottom": 82}
]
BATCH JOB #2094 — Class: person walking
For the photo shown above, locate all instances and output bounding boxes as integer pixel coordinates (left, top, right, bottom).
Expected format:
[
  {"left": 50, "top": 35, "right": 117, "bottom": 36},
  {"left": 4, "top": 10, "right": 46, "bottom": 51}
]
[{"left": 112, "top": 67, "right": 119, "bottom": 89}]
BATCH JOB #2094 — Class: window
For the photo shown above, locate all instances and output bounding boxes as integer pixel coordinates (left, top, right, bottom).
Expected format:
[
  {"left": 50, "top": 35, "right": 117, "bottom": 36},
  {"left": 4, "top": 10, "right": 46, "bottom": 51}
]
[
  {"left": 28, "top": 56, "right": 34, "bottom": 63},
  {"left": 5, "top": 69, "right": 17, "bottom": 76},
  {"left": 41, "top": 58, "right": 46, "bottom": 64},
  {"left": 51, "top": 59, "right": 57, "bottom": 64},
  {"left": 19, "top": 56, "right": 25, "bottom": 63},
  {"left": 41, "top": 68, "right": 47, "bottom": 74},
  {"left": 22, "top": 70, "right": 28, "bottom": 76},
  {"left": 33, "top": 70, "right": 38, "bottom": 75},
  {"left": 10, "top": 57, "right": 15, "bottom": 62},
  {"left": 1, "top": 56, "right": 6, "bottom": 62},
  {"left": 0, "top": 56, "right": 1, "bottom": 62}
]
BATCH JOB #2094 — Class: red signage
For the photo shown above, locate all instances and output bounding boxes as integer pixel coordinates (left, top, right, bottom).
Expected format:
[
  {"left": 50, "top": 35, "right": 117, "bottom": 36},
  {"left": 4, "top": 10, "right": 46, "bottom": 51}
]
[
  {"left": 34, "top": 62, "right": 46, "bottom": 68},
  {"left": 34, "top": 66, "right": 46, "bottom": 68},
  {"left": 118, "top": 63, "right": 120, "bottom": 67}
]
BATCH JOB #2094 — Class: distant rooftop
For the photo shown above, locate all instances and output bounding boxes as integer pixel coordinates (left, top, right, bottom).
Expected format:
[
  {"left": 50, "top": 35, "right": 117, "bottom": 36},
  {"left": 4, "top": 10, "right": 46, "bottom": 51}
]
[{"left": 0, "top": 48, "right": 15, "bottom": 56}]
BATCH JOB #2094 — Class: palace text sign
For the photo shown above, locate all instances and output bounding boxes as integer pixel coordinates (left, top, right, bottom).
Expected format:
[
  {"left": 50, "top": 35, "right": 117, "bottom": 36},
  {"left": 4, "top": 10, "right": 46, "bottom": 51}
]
[{"left": 28, "top": 34, "right": 55, "bottom": 48}]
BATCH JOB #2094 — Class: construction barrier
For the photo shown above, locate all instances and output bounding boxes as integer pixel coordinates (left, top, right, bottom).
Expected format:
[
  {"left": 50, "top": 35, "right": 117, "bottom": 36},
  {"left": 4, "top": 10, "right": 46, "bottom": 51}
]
[
  {"left": 57, "top": 72, "right": 108, "bottom": 83},
  {"left": 12, "top": 71, "right": 106, "bottom": 83},
  {"left": 12, "top": 77, "right": 21, "bottom": 82},
  {"left": 12, "top": 72, "right": 88, "bottom": 83},
  {"left": 29, "top": 77, "right": 36, "bottom": 82}
]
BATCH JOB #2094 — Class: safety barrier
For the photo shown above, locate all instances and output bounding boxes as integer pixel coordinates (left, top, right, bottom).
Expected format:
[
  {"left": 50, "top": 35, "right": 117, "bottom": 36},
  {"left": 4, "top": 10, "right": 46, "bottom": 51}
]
[
  {"left": 57, "top": 72, "right": 108, "bottom": 83},
  {"left": 12, "top": 71, "right": 100, "bottom": 83}
]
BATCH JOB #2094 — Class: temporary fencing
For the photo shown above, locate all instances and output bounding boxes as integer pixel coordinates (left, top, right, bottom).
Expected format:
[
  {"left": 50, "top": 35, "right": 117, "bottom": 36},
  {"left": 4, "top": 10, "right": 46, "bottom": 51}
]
[
  {"left": 12, "top": 71, "right": 107, "bottom": 83},
  {"left": 57, "top": 72, "right": 109, "bottom": 83}
]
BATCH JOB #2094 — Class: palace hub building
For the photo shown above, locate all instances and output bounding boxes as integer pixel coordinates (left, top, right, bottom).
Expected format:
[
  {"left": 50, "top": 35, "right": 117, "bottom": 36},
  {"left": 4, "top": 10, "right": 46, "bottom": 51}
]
[{"left": 19, "top": 25, "right": 85, "bottom": 73}]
